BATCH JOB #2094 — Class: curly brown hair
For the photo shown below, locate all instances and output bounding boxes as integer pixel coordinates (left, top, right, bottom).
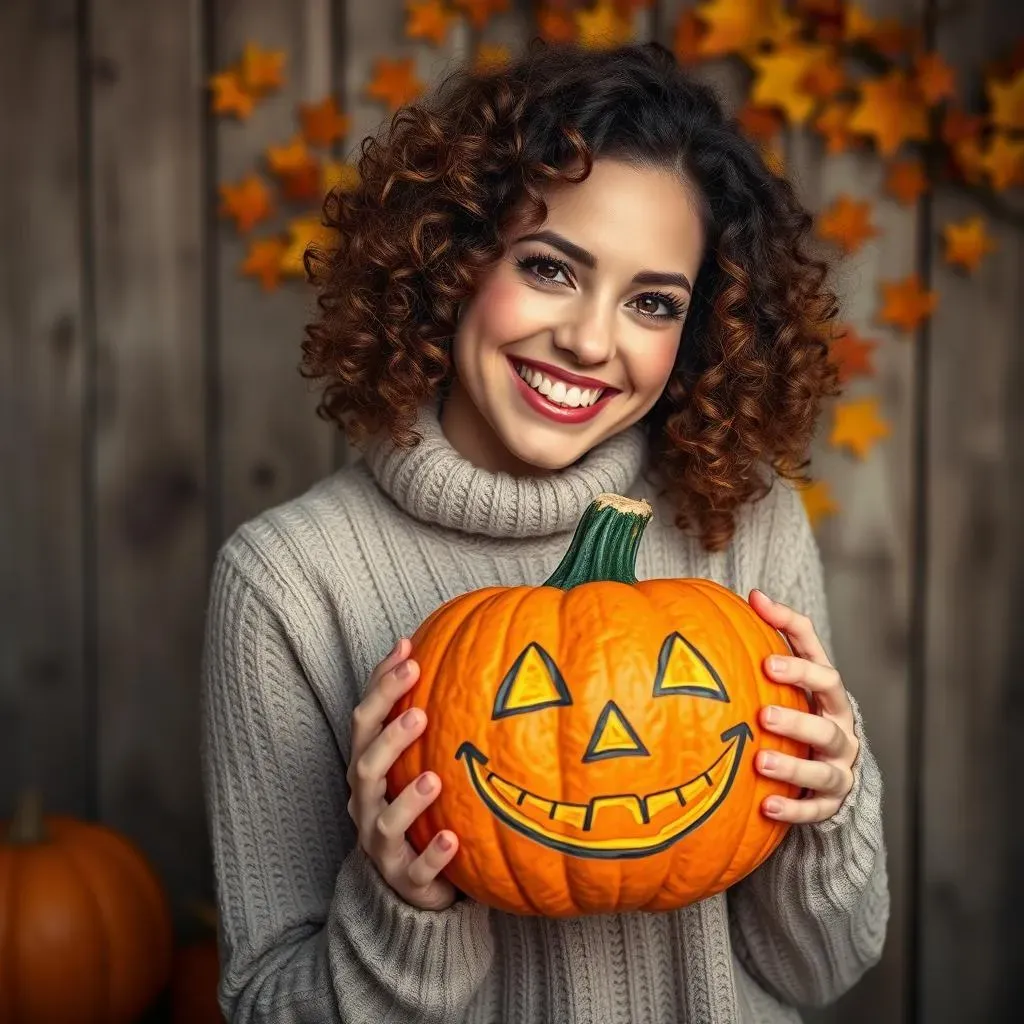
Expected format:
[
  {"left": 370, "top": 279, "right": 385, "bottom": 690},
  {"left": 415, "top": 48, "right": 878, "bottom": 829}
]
[{"left": 301, "top": 40, "right": 841, "bottom": 551}]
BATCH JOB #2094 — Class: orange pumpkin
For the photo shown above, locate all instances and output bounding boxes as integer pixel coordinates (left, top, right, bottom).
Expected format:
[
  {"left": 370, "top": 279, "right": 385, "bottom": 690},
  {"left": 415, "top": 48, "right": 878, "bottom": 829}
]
[
  {"left": 0, "top": 791, "right": 174, "bottom": 1024},
  {"left": 386, "top": 492, "right": 811, "bottom": 917}
]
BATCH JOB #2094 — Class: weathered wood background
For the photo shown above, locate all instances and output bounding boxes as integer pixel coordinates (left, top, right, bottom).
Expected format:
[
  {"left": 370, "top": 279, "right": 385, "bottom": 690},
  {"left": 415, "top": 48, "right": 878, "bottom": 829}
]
[{"left": 2, "top": 0, "right": 1021, "bottom": 1021}]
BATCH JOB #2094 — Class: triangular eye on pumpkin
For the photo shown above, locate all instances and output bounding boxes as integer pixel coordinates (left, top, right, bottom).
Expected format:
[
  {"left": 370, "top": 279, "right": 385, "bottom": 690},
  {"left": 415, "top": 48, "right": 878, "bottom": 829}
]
[
  {"left": 652, "top": 632, "right": 729, "bottom": 702},
  {"left": 493, "top": 642, "right": 572, "bottom": 719}
]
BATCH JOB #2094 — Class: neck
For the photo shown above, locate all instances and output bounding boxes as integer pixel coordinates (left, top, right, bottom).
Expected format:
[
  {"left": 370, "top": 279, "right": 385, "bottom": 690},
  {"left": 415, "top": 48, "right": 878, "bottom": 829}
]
[{"left": 439, "top": 377, "right": 554, "bottom": 478}]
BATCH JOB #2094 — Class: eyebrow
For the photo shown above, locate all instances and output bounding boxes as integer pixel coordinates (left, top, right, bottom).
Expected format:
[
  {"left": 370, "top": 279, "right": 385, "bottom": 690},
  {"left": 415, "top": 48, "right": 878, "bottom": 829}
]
[{"left": 514, "top": 229, "right": 693, "bottom": 294}]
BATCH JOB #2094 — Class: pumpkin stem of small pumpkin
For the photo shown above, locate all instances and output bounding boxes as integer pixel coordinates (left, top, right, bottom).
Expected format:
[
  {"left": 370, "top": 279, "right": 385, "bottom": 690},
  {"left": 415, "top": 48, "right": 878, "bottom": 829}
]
[
  {"left": 7, "top": 789, "right": 47, "bottom": 844},
  {"left": 543, "top": 493, "right": 654, "bottom": 589}
]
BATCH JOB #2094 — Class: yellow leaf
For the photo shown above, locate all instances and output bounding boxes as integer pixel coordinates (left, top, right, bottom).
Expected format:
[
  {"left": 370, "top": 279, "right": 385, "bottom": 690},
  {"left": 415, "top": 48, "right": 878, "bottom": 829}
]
[
  {"left": 830, "top": 399, "right": 890, "bottom": 460},
  {"left": 697, "top": 0, "right": 797, "bottom": 57},
  {"left": 877, "top": 273, "right": 937, "bottom": 333},
  {"left": 323, "top": 161, "right": 360, "bottom": 193},
  {"left": 266, "top": 136, "right": 313, "bottom": 177},
  {"left": 987, "top": 68, "right": 1024, "bottom": 131},
  {"left": 576, "top": 0, "right": 634, "bottom": 49},
  {"left": 798, "top": 480, "right": 839, "bottom": 527},
  {"left": 979, "top": 133, "right": 1024, "bottom": 191},
  {"left": 239, "top": 42, "right": 286, "bottom": 95},
  {"left": 475, "top": 43, "right": 511, "bottom": 72},
  {"left": 848, "top": 70, "right": 929, "bottom": 156},
  {"left": 280, "top": 217, "right": 336, "bottom": 278},
  {"left": 942, "top": 215, "right": 997, "bottom": 273},
  {"left": 749, "top": 44, "right": 827, "bottom": 124}
]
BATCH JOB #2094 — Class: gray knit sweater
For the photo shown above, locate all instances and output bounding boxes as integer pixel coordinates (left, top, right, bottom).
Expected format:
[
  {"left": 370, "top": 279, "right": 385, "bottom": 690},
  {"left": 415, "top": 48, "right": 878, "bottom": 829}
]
[{"left": 200, "top": 403, "right": 889, "bottom": 1024}]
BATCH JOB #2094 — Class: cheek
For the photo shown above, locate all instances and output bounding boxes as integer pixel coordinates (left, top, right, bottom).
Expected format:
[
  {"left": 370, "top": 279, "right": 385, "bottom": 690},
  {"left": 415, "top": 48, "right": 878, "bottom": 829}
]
[
  {"left": 626, "top": 336, "right": 681, "bottom": 396},
  {"left": 466, "top": 273, "right": 547, "bottom": 341}
]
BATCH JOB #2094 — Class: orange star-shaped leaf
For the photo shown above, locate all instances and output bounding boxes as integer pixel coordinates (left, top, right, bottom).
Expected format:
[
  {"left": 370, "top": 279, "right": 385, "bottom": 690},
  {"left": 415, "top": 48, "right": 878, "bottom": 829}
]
[
  {"left": 749, "top": 44, "right": 828, "bottom": 124},
  {"left": 698, "top": 0, "right": 797, "bottom": 57},
  {"left": 942, "top": 215, "right": 997, "bottom": 273},
  {"left": 816, "top": 195, "right": 880, "bottom": 253},
  {"left": 299, "top": 97, "right": 351, "bottom": 149},
  {"left": 576, "top": 0, "right": 634, "bottom": 49},
  {"left": 802, "top": 58, "right": 846, "bottom": 99},
  {"left": 452, "top": 0, "right": 510, "bottom": 29},
  {"left": 323, "top": 161, "right": 360, "bottom": 193},
  {"left": 950, "top": 136, "right": 987, "bottom": 184},
  {"left": 405, "top": 0, "right": 453, "bottom": 46},
  {"left": 829, "top": 323, "right": 879, "bottom": 382},
  {"left": 280, "top": 156, "right": 323, "bottom": 203},
  {"left": 844, "top": 6, "right": 914, "bottom": 58},
  {"left": 987, "top": 69, "right": 1024, "bottom": 131},
  {"left": 915, "top": 52, "right": 956, "bottom": 106},
  {"left": 737, "top": 103, "right": 785, "bottom": 141},
  {"left": 209, "top": 71, "right": 255, "bottom": 119},
  {"left": 848, "top": 70, "right": 930, "bottom": 156},
  {"left": 830, "top": 398, "right": 890, "bottom": 459},
  {"left": 475, "top": 44, "right": 511, "bottom": 72},
  {"left": 885, "top": 159, "right": 929, "bottom": 205},
  {"left": 941, "top": 107, "right": 984, "bottom": 147},
  {"left": 799, "top": 480, "right": 840, "bottom": 527},
  {"left": 240, "top": 42, "right": 286, "bottom": 95},
  {"left": 366, "top": 57, "right": 425, "bottom": 111},
  {"left": 673, "top": 10, "right": 706, "bottom": 64},
  {"left": 242, "top": 237, "right": 287, "bottom": 292},
  {"left": 280, "top": 216, "right": 337, "bottom": 278},
  {"left": 537, "top": 8, "right": 576, "bottom": 43},
  {"left": 219, "top": 174, "right": 274, "bottom": 234},
  {"left": 266, "top": 136, "right": 313, "bottom": 177},
  {"left": 814, "top": 101, "right": 860, "bottom": 154},
  {"left": 980, "top": 132, "right": 1024, "bottom": 190},
  {"left": 878, "top": 273, "right": 937, "bottom": 333}
]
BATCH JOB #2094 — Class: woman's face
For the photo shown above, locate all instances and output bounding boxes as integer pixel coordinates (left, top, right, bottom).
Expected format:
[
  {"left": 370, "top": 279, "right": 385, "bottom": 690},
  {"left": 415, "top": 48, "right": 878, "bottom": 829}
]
[{"left": 442, "top": 157, "right": 707, "bottom": 475}]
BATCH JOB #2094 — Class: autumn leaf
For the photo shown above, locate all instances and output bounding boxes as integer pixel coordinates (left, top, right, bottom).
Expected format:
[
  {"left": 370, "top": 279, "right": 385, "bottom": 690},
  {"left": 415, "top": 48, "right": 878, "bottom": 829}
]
[
  {"left": 848, "top": 70, "right": 929, "bottom": 156},
  {"left": 673, "top": 10, "right": 705, "bottom": 64},
  {"left": 280, "top": 158, "right": 323, "bottom": 203},
  {"left": 942, "top": 215, "right": 997, "bottom": 273},
  {"left": 576, "top": 0, "right": 634, "bottom": 49},
  {"left": 830, "top": 398, "right": 891, "bottom": 459},
  {"left": 830, "top": 323, "right": 879, "bottom": 382},
  {"left": 816, "top": 195, "right": 880, "bottom": 253},
  {"left": 323, "top": 161, "right": 360, "bottom": 193},
  {"left": 405, "top": 0, "right": 453, "bottom": 46},
  {"left": 280, "top": 216, "right": 336, "bottom": 277},
  {"left": 452, "top": 0, "right": 510, "bottom": 30},
  {"left": 878, "top": 273, "right": 937, "bottom": 333},
  {"left": 915, "top": 52, "right": 956, "bottom": 106},
  {"left": 737, "top": 103, "right": 785, "bottom": 142},
  {"left": 537, "top": 8, "right": 576, "bottom": 43},
  {"left": 697, "top": 0, "right": 797, "bottom": 57},
  {"left": 884, "top": 159, "right": 929, "bottom": 205},
  {"left": 799, "top": 480, "right": 839, "bottom": 527},
  {"left": 299, "top": 97, "right": 351, "bottom": 148},
  {"left": 219, "top": 174, "right": 273, "bottom": 233},
  {"left": 475, "top": 44, "right": 511, "bottom": 72},
  {"left": 802, "top": 58, "right": 846, "bottom": 100},
  {"left": 844, "top": 6, "right": 914, "bottom": 58},
  {"left": 987, "top": 68, "right": 1024, "bottom": 131},
  {"left": 749, "top": 44, "right": 828, "bottom": 124},
  {"left": 814, "top": 101, "right": 860, "bottom": 154},
  {"left": 239, "top": 42, "right": 286, "bottom": 95},
  {"left": 366, "top": 57, "right": 425, "bottom": 110},
  {"left": 209, "top": 71, "right": 255, "bottom": 119},
  {"left": 266, "top": 136, "right": 313, "bottom": 177},
  {"left": 242, "top": 237, "right": 287, "bottom": 292},
  {"left": 980, "top": 133, "right": 1024, "bottom": 190},
  {"left": 941, "top": 107, "right": 984, "bottom": 147}
]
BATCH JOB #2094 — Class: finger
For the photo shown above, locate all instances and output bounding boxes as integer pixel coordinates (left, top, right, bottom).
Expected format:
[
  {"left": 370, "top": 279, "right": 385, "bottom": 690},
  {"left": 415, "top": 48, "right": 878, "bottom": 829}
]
[
  {"left": 763, "top": 794, "right": 842, "bottom": 824},
  {"left": 749, "top": 590, "right": 831, "bottom": 667},
  {"left": 373, "top": 771, "right": 442, "bottom": 856},
  {"left": 761, "top": 705, "right": 851, "bottom": 759},
  {"left": 756, "top": 750, "right": 852, "bottom": 796},
  {"left": 763, "top": 654, "right": 851, "bottom": 717},
  {"left": 351, "top": 707, "right": 428, "bottom": 825},
  {"left": 406, "top": 831, "right": 459, "bottom": 891},
  {"left": 369, "top": 637, "right": 410, "bottom": 688},
  {"left": 350, "top": 657, "right": 421, "bottom": 760}
]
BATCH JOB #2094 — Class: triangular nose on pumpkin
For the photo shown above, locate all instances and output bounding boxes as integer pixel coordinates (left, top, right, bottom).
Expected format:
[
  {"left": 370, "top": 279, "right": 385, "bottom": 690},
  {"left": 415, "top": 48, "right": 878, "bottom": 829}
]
[{"left": 582, "top": 700, "right": 650, "bottom": 763}]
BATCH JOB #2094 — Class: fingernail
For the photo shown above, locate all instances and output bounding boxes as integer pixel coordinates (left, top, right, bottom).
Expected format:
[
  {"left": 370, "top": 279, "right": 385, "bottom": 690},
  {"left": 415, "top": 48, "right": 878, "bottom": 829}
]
[
  {"left": 396, "top": 660, "right": 412, "bottom": 679},
  {"left": 768, "top": 655, "right": 787, "bottom": 674},
  {"left": 401, "top": 708, "right": 423, "bottom": 728},
  {"left": 763, "top": 705, "right": 778, "bottom": 724},
  {"left": 437, "top": 832, "right": 453, "bottom": 851},
  {"left": 416, "top": 772, "right": 436, "bottom": 794},
  {"left": 760, "top": 752, "right": 777, "bottom": 771},
  {"left": 764, "top": 798, "right": 783, "bottom": 816}
]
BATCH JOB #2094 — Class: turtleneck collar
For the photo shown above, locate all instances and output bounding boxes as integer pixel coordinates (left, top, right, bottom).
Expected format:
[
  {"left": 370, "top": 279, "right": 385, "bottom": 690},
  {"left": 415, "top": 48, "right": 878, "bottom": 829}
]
[{"left": 358, "top": 403, "right": 648, "bottom": 539}]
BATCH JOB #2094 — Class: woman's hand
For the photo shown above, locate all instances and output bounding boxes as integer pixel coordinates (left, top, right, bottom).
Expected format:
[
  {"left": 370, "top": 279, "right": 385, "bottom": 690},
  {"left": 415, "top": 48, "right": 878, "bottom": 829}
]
[
  {"left": 748, "top": 590, "right": 859, "bottom": 825},
  {"left": 347, "top": 637, "right": 460, "bottom": 910}
]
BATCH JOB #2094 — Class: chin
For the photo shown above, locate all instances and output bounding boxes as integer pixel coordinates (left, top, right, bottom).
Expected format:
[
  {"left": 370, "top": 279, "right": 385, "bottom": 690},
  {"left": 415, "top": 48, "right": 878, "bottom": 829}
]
[{"left": 496, "top": 424, "right": 597, "bottom": 473}]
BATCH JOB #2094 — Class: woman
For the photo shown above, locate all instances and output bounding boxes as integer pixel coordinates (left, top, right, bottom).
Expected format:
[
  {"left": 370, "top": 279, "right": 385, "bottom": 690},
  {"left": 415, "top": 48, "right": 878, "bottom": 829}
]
[{"left": 201, "top": 40, "right": 889, "bottom": 1023}]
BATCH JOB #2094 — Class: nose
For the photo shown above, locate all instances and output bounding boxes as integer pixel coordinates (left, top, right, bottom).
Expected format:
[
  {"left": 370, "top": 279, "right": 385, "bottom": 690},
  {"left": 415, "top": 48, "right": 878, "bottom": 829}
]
[{"left": 552, "top": 300, "right": 617, "bottom": 366}]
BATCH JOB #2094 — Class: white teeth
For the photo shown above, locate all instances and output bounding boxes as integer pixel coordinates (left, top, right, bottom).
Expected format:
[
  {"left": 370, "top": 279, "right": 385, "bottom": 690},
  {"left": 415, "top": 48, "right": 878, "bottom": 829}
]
[{"left": 516, "top": 362, "right": 604, "bottom": 408}]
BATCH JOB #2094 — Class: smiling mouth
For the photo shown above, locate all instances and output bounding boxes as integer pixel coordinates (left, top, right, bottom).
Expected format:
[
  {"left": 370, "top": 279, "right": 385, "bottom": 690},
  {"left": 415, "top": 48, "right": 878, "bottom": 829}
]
[
  {"left": 454, "top": 722, "right": 752, "bottom": 859},
  {"left": 510, "top": 358, "right": 613, "bottom": 410}
]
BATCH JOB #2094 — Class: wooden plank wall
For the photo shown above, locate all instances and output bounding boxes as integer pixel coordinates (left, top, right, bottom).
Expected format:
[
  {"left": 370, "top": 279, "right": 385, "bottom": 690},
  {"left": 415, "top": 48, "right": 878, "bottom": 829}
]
[{"left": 1, "top": 0, "right": 1021, "bottom": 1020}]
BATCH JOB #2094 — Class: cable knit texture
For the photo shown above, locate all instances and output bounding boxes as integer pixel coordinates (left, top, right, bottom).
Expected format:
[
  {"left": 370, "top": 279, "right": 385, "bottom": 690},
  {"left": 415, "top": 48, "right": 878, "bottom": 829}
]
[{"left": 200, "top": 403, "right": 889, "bottom": 1024}]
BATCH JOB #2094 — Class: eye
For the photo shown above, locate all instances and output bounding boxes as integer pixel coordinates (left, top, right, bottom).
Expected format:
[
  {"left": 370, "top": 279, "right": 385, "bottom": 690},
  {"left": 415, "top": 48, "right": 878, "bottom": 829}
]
[
  {"left": 629, "top": 292, "right": 688, "bottom": 322},
  {"left": 493, "top": 642, "right": 573, "bottom": 719},
  {"left": 652, "top": 632, "right": 729, "bottom": 702},
  {"left": 515, "top": 252, "right": 573, "bottom": 287}
]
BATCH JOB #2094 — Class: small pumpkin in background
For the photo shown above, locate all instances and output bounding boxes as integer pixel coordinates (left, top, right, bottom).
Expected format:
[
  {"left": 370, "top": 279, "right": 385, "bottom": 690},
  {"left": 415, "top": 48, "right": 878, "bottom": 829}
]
[
  {"left": 0, "top": 790, "right": 174, "bottom": 1024},
  {"left": 387, "top": 492, "right": 811, "bottom": 917},
  {"left": 170, "top": 902, "right": 223, "bottom": 1024}
]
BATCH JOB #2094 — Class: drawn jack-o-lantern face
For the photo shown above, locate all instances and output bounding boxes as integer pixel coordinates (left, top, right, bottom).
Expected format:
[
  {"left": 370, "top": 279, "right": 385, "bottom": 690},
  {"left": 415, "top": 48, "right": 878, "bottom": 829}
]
[
  {"left": 455, "top": 633, "right": 753, "bottom": 858},
  {"left": 386, "top": 493, "right": 810, "bottom": 917}
]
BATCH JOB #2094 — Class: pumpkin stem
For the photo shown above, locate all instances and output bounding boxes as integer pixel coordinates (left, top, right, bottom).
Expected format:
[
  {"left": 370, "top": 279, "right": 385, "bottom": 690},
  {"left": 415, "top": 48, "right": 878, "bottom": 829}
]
[
  {"left": 7, "top": 789, "right": 47, "bottom": 845},
  {"left": 543, "top": 493, "right": 654, "bottom": 590}
]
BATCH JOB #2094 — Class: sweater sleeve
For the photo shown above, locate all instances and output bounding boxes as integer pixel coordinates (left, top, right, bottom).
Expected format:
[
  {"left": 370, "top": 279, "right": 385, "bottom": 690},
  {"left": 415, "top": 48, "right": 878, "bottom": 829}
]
[
  {"left": 726, "top": 484, "right": 891, "bottom": 1009},
  {"left": 200, "top": 546, "right": 495, "bottom": 1024}
]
